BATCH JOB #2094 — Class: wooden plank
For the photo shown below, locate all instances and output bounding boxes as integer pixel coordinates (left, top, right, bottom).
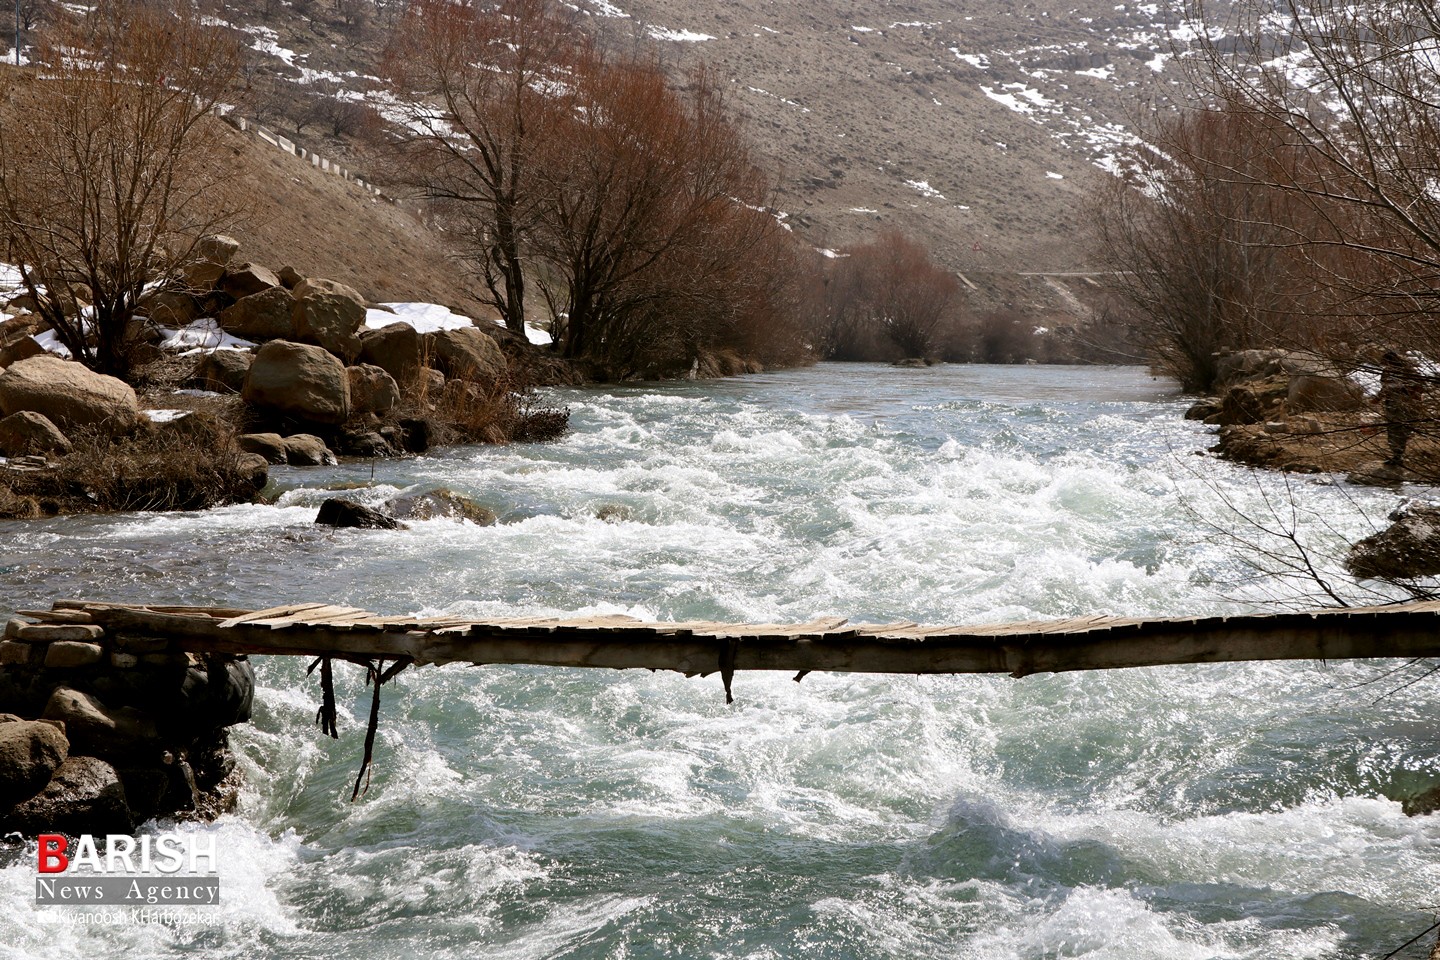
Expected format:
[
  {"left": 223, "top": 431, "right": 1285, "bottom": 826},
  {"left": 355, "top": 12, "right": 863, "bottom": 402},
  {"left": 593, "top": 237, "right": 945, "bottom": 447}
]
[
  {"left": 219, "top": 604, "right": 333, "bottom": 628},
  {"left": 55, "top": 600, "right": 1440, "bottom": 681}
]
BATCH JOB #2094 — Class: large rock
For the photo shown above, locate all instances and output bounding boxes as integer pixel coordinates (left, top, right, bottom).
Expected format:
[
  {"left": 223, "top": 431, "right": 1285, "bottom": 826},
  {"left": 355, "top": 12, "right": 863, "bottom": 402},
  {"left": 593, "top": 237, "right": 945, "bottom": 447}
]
[
  {"left": 182, "top": 234, "right": 241, "bottom": 291},
  {"left": 0, "top": 335, "right": 44, "bottom": 368},
  {"left": 137, "top": 289, "right": 202, "bottom": 328},
  {"left": 41, "top": 686, "right": 160, "bottom": 759},
  {"left": 1, "top": 756, "right": 134, "bottom": 835},
  {"left": 196, "top": 234, "right": 242, "bottom": 267},
  {"left": 0, "top": 720, "right": 68, "bottom": 810},
  {"left": 281, "top": 433, "right": 335, "bottom": 466},
  {"left": 292, "top": 279, "right": 366, "bottom": 363},
  {"left": 1214, "top": 349, "right": 1288, "bottom": 387},
  {"left": 315, "top": 497, "right": 405, "bottom": 530},
  {"left": 0, "top": 355, "right": 139, "bottom": 431},
  {"left": 0, "top": 410, "right": 71, "bottom": 456},
  {"left": 1288, "top": 374, "right": 1365, "bottom": 413},
  {"left": 1346, "top": 505, "right": 1440, "bottom": 580},
  {"left": 219, "top": 286, "right": 296, "bottom": 341},
  {"left": 237, "top": 432, "right": 288, "bottom": 464},
  {"left": 185, "top": 349, "right": 253, "bottom": 393},
  {"left": 219, "top": 262, "right": 281, "bottom": 299},
  {"left": 427, "top": 327, "right": 507, "bottom": 385},
  {"left": 347, "top": 363, "right": 400, "bottom": 416},
  {"left": 359, "top": 322, "right": 423, "bottom": 385},
  {"left": 242, "top": 340, "right": 350, "bottom": 425},
  {"left": 1216, "top": 376, "right": 1288, "bottom": 426}
]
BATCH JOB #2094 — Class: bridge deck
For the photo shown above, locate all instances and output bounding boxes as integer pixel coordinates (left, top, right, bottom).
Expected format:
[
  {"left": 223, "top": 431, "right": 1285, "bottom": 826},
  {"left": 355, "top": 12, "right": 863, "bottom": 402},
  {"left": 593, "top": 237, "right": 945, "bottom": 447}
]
[{"left": 16, "top": 598, "right": 1440, "bottom": 683}]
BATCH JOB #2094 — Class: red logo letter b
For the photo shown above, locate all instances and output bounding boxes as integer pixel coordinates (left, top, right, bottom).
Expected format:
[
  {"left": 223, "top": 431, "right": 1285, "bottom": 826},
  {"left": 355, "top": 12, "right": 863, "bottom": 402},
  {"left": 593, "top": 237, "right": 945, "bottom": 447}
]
[{"left": 37, "top": 835, "right": 68, "bottom": 873}]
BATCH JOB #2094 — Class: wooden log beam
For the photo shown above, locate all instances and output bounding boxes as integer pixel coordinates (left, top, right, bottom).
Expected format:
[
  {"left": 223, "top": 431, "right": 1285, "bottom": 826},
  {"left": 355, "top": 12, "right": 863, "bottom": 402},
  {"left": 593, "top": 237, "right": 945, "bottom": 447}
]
[{"left": 51, "top": 600, "right": 1440, "bottom": 678}]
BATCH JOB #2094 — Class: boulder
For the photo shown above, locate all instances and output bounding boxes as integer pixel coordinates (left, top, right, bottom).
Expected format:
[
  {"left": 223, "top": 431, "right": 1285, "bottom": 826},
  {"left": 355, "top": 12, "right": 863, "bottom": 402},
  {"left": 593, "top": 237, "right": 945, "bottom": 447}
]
[
  {"left": 1288, "top": 373, "right": 1366, "bottom": 413},
  {"left": 281, "top": 433, "right": 335, "bottom": 466},
  {"left": 427, "top": 327, "right": 507, "bottom": 385},
  {"left": 292, "top": 277, "right": 365, "bottom": 303},
  {"left": 219, "top": 262, "right": 281, "bottom": 299},
  {"left": 185, "top": 349, "right": 252, "bottom": 393},
  {"left": 1184, "top": 399, "right": 1222, "bottom": 421},
  {"left": 41, "top": 687, "right": 160, "bottom": 759},
  {"left": 0, "top": 719, "right": 68, "bottom": 810},
  {"left": 1346, "top": 504, "right": 1440, "bottom": 579},
  {"left": 1214, "top": 349, "right": 1287, "bottom": 387},
  {"left": 347, "top": 363, "right": 400, "bottom": 416},
  {"left": 398, "top": 416, "right": 436, "bottom": 453},
  {"left": 386, "top": 488, "right": 497, "bottom": 524},
  {"left": 235, "top": 452, "right": 270, "bottom": 492},
  {"left": 44, "top": 641, "right": 105, "bottom": 668},
  {"left": 1347, "top": 460, "right": 1406, "bottom": 487},
  {"left": 0, "top": 355, "right": 139, "bottom": 431},
  {"left": 219, "top": 286, "right": 296, "bottom": 341},
  {"left": 1217, "top": 376, "right": 1288, "bottom": 426},
  {"left": 137, "top": 289, "right": 202, "bottom": 328},
  {"left": 196, "top": 234, "right": 242, "bottom": 267},
  {"left": 1, "top": 756, "right": 134, "bottom": 835},
  {"left": 358, "top": 322, "right": 423, "bottom": 386},
  {"left": 277, "top": 265, "right": 305, "bottom": 290},
  {"left": 292, "top": 279, "right": 366, "bottom": 362},
  {"left": 237, "top": 432, "right": 288, "bottom": 464},
  {"left": 0, "top": 334, "right": 44, "bottom": 368},
  {"left": 336, "top": 427, "right": 393, "bottom": 457},
  {"left": 242, "top": 340, "right": 350, "bottom": 425},
  {"left": 0, "top": 314, "right": 44, "bottom": 353},
  {"left": 0, "top": 411, "right": 71, "bottom": 456},
  {"left": 314, "top": 497, "right": 405, "bottom": 530}
]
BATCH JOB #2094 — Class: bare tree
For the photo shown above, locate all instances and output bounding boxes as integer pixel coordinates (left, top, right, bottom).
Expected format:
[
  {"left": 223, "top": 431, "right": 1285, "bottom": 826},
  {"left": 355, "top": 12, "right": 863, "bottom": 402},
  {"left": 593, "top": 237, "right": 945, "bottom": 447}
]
[
  {"left": 0, "top": 0, "right": 243, "bottom": 378},
  {"left": 535, "top": 54, "right": 774, "bottom": 371},
  {"left": 1184, "top": 0, "right": 1440, "bottom": 361},
  {"left": 385, "top": 0, "right": 576, "bottom": 336}
]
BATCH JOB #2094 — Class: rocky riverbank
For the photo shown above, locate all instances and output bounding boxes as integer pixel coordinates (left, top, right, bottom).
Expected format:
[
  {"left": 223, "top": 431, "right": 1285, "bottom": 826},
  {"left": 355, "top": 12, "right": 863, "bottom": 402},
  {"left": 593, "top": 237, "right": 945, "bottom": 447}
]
[
  {"left": 0, "top": 236, "right": 570, "bottom": 518},
  {"left": 0, "top": 610, "right": 252, "bottom": 835},
  {"left": 1187, "top": 349, "right": 1440, "bottom": 485}
]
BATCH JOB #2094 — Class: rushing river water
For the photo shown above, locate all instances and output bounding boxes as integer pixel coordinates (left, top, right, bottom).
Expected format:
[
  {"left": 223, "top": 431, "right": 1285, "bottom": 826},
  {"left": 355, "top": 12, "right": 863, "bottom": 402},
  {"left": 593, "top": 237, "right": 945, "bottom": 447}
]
[{"left": 1, "top": 363, "right": 1438, "bottom": 958}]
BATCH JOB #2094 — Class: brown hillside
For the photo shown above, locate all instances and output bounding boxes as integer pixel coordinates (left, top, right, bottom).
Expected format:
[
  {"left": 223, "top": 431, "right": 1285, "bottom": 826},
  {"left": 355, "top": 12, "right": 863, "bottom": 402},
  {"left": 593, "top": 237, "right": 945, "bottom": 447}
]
[{"left": 0, "top": 64, "right": 486, "bottom": 315}]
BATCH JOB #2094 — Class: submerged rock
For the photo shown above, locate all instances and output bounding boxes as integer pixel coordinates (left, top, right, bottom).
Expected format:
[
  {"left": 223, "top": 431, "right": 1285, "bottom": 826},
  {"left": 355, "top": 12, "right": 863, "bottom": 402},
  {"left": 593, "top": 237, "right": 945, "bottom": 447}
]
[
  {"left": 386, "top": 489, "right": 496, "bottom": 524},
  {"left": 315, "top": 497, "right": 406, "bottom": 530},
  {"left": 1346, "top": 504, "right": 1440, "bottom": 579}
]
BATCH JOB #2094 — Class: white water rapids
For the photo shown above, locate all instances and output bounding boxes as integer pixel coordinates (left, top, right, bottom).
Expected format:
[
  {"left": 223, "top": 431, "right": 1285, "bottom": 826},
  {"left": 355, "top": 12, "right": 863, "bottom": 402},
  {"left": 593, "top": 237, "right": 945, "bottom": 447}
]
[{"left": 0, "top": 364, "right": 1436, "bottom": 958}]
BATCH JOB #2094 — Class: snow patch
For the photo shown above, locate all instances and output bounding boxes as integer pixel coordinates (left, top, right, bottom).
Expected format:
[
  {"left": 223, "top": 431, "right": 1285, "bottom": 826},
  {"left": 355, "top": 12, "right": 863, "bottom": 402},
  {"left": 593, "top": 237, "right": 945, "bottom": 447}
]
[
  {"left": 141, "top": 409, "right": 189, "bottom": 424},
  {"left": 365, "top": 303, "right": 475, "bottom": 334},
  {"left": 1046, "top": 171, "right": 1064, "bottom": 180},
  {"left": 647, "top": 26, "right": 713, "bottom": 42},
  {"left": 904, "top": 179, "right": 946, "bottom": 200},
  {"left": 158, "top": 319, "right": 256, "bottom": 356}
]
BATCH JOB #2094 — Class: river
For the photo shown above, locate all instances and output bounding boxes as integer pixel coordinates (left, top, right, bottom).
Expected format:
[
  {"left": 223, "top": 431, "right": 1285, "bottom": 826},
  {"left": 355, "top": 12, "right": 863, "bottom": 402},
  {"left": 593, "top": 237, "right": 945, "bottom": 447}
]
[{"left": 1, "top": 364, "right": 1437, "bottom": 957}]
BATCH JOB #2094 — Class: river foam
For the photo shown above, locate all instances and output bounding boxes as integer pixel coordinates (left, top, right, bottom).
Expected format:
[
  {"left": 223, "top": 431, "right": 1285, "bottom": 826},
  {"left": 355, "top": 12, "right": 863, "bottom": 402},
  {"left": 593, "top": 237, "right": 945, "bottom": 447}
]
[{"left": 0, "top": 364, "right": 1436, "bottom": 957}]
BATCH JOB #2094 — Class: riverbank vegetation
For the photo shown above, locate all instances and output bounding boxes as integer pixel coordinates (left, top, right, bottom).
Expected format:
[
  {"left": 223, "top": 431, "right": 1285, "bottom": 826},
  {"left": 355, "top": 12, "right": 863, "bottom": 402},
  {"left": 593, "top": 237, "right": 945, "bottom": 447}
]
[{"left": 1099, "top": 0, "right": 1440, "bottom": 397}]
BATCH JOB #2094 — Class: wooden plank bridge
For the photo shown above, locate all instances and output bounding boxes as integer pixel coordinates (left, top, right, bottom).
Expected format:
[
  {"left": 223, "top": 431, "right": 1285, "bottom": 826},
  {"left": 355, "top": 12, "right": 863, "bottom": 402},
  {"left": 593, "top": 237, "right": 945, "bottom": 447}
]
[
  {"left": 13, "top": 598, "right": 1440, "bottom": 800},
  {"left": 15, "top": 598, "right": 1440, "bottom": 694}
]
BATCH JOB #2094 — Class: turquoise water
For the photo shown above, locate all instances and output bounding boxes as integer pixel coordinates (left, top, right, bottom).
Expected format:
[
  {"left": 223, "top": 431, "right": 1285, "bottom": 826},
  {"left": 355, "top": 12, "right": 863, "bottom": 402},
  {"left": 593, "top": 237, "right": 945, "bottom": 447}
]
[{"left": 0, "top": 364, "right": 1436, "bottom": 957}]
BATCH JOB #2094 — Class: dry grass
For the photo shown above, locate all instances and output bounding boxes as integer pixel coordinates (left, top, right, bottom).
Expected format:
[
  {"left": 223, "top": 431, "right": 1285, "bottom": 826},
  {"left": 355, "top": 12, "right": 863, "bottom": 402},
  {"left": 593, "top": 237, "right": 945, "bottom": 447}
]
[
  {"left": 422, "top": 367, "right": 569, "bottom": 445},
  {"left": 2, "top": 417, "right": 266, "bottom": 514}
]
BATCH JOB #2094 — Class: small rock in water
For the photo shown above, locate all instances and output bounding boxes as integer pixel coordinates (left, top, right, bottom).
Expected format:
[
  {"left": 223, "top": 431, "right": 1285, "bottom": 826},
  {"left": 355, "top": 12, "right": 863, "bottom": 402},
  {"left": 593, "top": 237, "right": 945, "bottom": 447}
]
[
  {"left": 1403, "top": 784, "right": 1440, "bottom": 816},
  {"left": 315, "top": 497, "right": 406, "bottom": 530},
  {"left": 385, "top": 489, "right": 496, "bottom": 524}
]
